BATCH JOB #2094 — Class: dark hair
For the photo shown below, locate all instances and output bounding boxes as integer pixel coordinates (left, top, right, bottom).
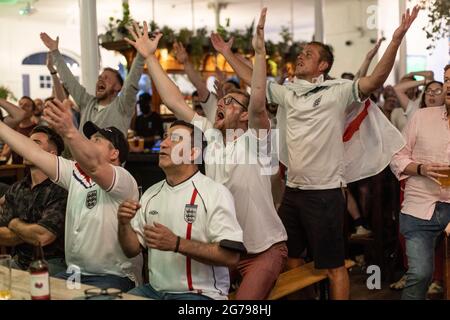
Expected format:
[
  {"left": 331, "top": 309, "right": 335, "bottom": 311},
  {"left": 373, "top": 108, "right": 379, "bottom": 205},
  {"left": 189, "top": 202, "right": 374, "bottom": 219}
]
[
  {"left": 445, "top": 64, "right": 450, "bottom": 73},
  {"left": 192, "top": 90, "right": 199, "bottom": 97},
  {"left": 103, "top": 67, "right": 124, "bottom": 87},
  {"left": 341, "top": 72, "right": 355, "bottom": 80},
  {"left": 420, "top": 81, "right": 443, "bottom": 109},
  {"left": 31, "top": 125, "right": 65, "bottom": 156},
  {"left": 225, "top": 79, "right": 241, "bottom": 89},
  {"left": 170, "top": 120, "right": 207, "bottom": 174},
  {"left": 20, "top": 96, "right": 36, "bottom": 111},
  {"left": 307, "top": 41, "right": 334, "bottom": 76}
]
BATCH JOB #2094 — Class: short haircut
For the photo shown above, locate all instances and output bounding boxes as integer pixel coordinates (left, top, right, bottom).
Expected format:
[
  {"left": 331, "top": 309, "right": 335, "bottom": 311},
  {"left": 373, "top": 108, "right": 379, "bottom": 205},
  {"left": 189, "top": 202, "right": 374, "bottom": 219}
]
[
  {"left": 103, "top": 67, "right": 124, "bottom": 87},
  {"left": 170, "top": 120, "right": 207, "bottom": 174},
  {"left": 445, "top": 64, "right": 450, "bottom": 73},
  {"left": 341, "top": 72, "right": 355, "bottom": 80},
  {"left": 225, "top": 79, "right": 241, "bottom": 89},
  {"left": 20, "top": 96, "right": 36, "bottom": 111},
  {"left": 31, "top": 125, "right": 65, "bottom": 156},
  {"left": 192, "top": 90, "right": 199, "bottom": 97},
  {"left": 307, "top": 41, "right": 334, "bottom": 76}
]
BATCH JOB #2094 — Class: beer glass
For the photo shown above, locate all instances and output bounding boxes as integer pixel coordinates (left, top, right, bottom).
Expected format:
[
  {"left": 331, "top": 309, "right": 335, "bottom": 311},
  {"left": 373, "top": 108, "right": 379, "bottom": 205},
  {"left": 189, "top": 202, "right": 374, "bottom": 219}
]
[
  {"left": 437, "top": 168, "right": 450, "bottom": 187},
  {"left": 0, "top": 254, "right": 12, "bottom": 300}
]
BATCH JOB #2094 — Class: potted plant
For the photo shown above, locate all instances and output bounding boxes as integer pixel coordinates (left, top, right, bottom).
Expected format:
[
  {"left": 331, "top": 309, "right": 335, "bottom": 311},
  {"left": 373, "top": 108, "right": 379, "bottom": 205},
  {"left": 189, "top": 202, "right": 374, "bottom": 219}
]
[{"left": 0, "top": 86, "right": 16, "bottom": 101}]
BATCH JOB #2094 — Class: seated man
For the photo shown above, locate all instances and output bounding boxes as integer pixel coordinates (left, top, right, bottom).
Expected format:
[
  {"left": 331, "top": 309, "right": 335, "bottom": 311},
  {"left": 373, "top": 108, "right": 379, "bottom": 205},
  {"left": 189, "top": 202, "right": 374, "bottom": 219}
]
[
  {"left": 132, "top": 92, "right": 164, "bottom": 149},
  {"left": 118, "top": 120, "right": 245, "bottom": 300},
  {"left": 0, "top": 99, "right": 142, "bottom": 291},
  {"left": 0, "top": 126, "right": 67, "bottom": 276}
]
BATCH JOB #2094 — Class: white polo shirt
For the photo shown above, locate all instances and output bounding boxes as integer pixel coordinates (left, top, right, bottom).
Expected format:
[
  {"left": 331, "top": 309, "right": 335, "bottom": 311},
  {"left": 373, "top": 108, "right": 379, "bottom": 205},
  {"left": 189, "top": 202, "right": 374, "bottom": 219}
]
[
  {"left": 267, "top": 78, "right": 362, "bottom": 190},
  {"left": 191, "top": 114, "right": 287, "bottom": 254},
  {"left": 54, "top": 157, "right": 142, "bottom": 280},
  {"left": 131, "top": 172, "right": 243, "bottom": 300}
]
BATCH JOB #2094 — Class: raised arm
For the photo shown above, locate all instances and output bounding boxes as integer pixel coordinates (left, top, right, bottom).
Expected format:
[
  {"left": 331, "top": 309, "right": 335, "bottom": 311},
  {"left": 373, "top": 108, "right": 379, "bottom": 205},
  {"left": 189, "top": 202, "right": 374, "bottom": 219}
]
[
  {"left": 43, "top": 99, "right": 115, "bottom": 190},
  {"left": 117, "top": 53, "right": 145, "bottom": 116},
  {"left": 0, "top": 121, "right": 57, "bottom": 179},
  {"left": 125, "top": 22, "right": 195, "bottom": 122},
  {"left": 358, "top": 6, "right": 420, "bottom": 97},
  {"left": 355, "top": 38, "right": 385, "bottom": 79},
  {"left": 407, "top": 70, "right": 435, "bottom": 81},
  {"left": 0, "top": 99, "right": 26, "bottom": 129},
  {"left": 394, "top": 79, "right": 428, "bottom": 111},
  {"left": 173, "top": 41, "right": 210, "bottom": 101},
  {"left": 40, "top": 33, "right": 94, "bottom": 110},
  {"left": 248, "top": 8, "right": 270, "bottom": 132},
  {"left": 46, "top": 52, "right": 67, "bottom": 101},
  {"left": 211, "top": 33, "right": 253, "bottom": 85}
]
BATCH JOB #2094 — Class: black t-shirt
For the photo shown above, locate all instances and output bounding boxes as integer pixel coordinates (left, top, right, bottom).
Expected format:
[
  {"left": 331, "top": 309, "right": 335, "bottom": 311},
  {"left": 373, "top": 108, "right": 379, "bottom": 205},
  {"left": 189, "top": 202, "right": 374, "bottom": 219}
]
[{"left": 135, "top": 113, "right": 164, "bottom": 148}]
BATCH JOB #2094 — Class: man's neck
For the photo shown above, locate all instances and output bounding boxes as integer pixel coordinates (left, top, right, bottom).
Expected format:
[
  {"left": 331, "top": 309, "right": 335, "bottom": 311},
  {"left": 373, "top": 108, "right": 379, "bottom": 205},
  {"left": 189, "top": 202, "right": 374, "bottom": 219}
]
[
  {"left": 165, "top": 166, "right": 198, "bottom": 187},
  {"left": 296, "top": 73, "right": 323, "bottom": 83},
  {"left": 221, "top": 124, "right": 247, "bottom": 143},
  {"left": 446, "top": 104, "right": 450, "bottom": 118},
  {"left": 30, "top": 167, "right": 48, "bottom": 188},
  {"left": 98, "top": 95, "right": 116, "bottom": 106}
]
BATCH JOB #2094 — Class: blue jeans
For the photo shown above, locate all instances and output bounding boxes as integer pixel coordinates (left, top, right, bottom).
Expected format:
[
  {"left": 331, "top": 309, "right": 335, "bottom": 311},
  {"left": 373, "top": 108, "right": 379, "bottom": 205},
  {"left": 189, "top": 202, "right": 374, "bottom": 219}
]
[
  {"left": 400, "top": 202, "right": 450, "bottom": 300},
  {"left": 54, "top": 271, "right": 135, "bottom": 293},
  {"left": 128, "top": 283, "right": 213, "bottom": 300}
]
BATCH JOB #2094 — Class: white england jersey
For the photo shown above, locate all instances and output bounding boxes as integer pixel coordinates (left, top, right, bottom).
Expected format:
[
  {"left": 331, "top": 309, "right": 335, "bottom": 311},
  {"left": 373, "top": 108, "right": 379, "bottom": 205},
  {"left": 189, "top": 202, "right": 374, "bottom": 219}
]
[
  {"left": 54, "top": 157, "right": 142, "bottom": 281},
  {"left": 131, "top": 171, "right": 243, "bottom": 300}
]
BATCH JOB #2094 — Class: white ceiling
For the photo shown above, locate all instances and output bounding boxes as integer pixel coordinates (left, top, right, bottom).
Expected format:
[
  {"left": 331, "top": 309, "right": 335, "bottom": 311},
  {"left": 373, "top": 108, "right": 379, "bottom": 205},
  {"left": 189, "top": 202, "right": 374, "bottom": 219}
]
[{"left": 0, "top": 0, "right": 316, "bottom": 42}]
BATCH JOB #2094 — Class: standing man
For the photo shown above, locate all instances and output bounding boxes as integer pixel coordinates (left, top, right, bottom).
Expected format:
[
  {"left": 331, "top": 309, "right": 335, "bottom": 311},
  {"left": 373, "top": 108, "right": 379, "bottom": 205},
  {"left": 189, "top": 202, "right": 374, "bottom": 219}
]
[
  {"left": 40, "top": 33, "right": 144, "bottom": 136},
  {"left": 390, "top": 64, "right": 450, "bottom": 300},
  {"left": 0, "top": 126, "right": 67, "bottom": 275},
  {"left": 212, "top": 6, "right": 419, "bottom": 299},
  {"left": 118, "top": 121, "right": 245, "bottom": 300},
  {"left": 125, "top": 9, "right": 288, "bottom": 300},
  {"left": 0, "top": 99, "right": 142, "bottom": 291}
]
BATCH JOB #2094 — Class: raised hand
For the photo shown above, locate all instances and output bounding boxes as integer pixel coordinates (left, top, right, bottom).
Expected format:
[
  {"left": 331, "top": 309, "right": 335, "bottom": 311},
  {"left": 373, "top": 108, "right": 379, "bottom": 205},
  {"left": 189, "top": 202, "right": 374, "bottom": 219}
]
[
  {"left": 124, "top": 21, "right": 163, "bottom": 59},
  {"left": 144, "top": 222, "right": 178, "bottom": 252},
  {"left": 118, "top": 200, "right": 141, "bottom": 226},
  {"left": 392, "top": 5, "right": 420, "bottom": 43},
  {"left": 252, "top": 7, "right": 267, "bottom": 55},
  {"left": 40, "top": 32, "right": 59, "bottom": 51},
  {"left": 173, "top": 41, "right": 188, "bottom": 64},
  {"left": 210, "top": 32, "right": 234, "bottom": 55},
  {"left": 42, "top": 99, "right": 76, "bottom": 137}
]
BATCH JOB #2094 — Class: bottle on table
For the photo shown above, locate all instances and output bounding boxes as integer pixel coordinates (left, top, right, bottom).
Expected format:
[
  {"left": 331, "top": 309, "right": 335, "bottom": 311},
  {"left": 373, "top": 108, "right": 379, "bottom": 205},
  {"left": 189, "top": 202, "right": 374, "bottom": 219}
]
[{"left": 29, "top": 243, "right": 50, "bottom": 300}]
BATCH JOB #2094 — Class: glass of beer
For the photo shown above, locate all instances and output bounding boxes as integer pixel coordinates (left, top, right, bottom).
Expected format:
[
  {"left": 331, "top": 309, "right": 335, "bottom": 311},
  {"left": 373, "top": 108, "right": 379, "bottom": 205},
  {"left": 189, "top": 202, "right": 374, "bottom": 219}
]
[
  {"left": 0, "top": 254, "right": 12, "bottom": 300},
  {"left": 437, "top": 168, "right": 450, "bottom": 187}
]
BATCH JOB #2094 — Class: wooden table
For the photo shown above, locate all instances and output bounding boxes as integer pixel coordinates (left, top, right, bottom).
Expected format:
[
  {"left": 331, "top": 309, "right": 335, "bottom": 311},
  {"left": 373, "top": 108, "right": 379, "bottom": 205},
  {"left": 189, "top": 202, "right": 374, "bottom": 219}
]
[
  {"left": 8, "top": 268, "right": 146, "bottom": 300},
  {"left": 0, "top": 164, "right": 26, "bottom": 182}
]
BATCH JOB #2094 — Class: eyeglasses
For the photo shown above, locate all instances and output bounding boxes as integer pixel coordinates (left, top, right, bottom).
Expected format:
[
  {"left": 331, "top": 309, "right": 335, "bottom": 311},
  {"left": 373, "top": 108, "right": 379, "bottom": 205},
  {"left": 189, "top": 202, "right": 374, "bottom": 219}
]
[
  {"left": 84, "top": 288, "right": 123, "bottom": 300},
  {"left": 163, "top": 132, "right": 184, "bottom": 143},
  {"left": 425, "top": 88, "right": 443, "bottom": 95},
  {"left": 222, "top": 96, "right": 248, "bottom": 110}
]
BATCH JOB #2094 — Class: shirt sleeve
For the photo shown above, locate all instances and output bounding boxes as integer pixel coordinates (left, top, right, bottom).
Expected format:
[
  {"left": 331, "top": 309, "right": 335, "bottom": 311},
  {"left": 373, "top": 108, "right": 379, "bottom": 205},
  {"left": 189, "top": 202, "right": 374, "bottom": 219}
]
[
  {"left": 342, "top": 79, "right": 364, "bottom": 112},
  {"left": 52, "top": 157, "right": 74, "bottom": 190},
  {"left": 51, "top": 50, "right": 95, "bottom": 111},
  {"left": 106, "top": 166, "right": 139, "bottom": 201},
  {"left": 117, "top": 54, "right": 145, "bottom": 117},
  {"left": 266, "top": 80, "right": 287, "bottom": 106},
  {"left": 390, "top": 110, "right": 418, "bottom": 180},
  {"left": 206, "top": 185, "right": 244, "bottom": 245},
  {"left": 36, "top": 186, "right": 67, "bottom": 237},
  {"left": 200, "top": 92, "right": 218, "bottom": 124},
  {"left": 191, "top": 113, "right": 213, "bottom": 132},
  {"left": 405, "top": 99, "right": 420, "bottom": 120}
]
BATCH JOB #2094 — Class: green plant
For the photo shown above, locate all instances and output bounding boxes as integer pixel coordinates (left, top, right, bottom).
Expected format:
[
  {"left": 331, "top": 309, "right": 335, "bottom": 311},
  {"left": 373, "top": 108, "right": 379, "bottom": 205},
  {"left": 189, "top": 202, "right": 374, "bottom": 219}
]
[
  {"left": 0, "top": 86, "right": 16, "bottom": 101},
  {"left": 411, "top": 0, "right": 450, "bottom": 50}
]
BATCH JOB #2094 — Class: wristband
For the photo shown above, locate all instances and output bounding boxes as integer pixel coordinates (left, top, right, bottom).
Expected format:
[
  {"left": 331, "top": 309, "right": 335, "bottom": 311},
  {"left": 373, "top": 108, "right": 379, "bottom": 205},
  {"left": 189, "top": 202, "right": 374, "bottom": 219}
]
[
  {"left": 50, "top": 71, "right": 57, "bottom": 75},
  {"left": 417, "top": 164, "right": 423, "bottom": 176},
  {"left": 174, "top": 236, "right": 181, "bottom": 253}
]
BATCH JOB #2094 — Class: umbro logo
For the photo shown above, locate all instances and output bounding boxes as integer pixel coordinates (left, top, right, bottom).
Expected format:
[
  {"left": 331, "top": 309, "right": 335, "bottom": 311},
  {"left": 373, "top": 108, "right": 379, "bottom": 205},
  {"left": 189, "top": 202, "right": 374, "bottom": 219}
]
[{"left": 313, "top": 96, "right": 322, "bottom": 108}]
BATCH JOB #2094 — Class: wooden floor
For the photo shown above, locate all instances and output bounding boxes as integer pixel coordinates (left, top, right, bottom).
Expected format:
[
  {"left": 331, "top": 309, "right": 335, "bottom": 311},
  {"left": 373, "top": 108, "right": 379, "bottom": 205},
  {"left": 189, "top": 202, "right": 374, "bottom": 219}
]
[{"left": 349, "top": 266, "right": 401, "bottom": 300}]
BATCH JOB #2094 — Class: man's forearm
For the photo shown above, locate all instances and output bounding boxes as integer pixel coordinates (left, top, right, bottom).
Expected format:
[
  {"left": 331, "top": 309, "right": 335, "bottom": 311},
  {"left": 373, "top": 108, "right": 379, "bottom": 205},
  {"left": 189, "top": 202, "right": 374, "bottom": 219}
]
[
  {"left": 178, "top": 238, "right": 239, "bottom": 268},
  {"left": 64, "top": 129, "right": 104, "bottom": 175},
  {"left": 146, "top": 55, "right": 195, "bottom": 122},
  {"left": 220, "top": 51, "right": 253, "bottom": 85},
  {"left": 184, "top": 62, "right": 209, "bottom": 101},
  {"left": 0, "top": 227, "right": 23, "bottom": 247},
  {"left": 248, "top": 52, "right": 269, "bottom": 130},
  {"left": 359, "top": 40, "right": 402, "bottom": 96},
  {"left": 0, "top": 99, "right": 26, "bottom": 129},
  {"left": 51, "top": 74, "right": 67, "bottom": 101},
  {"left": 120, "top": 54, "right": 145, "bottom": 112},
  {"left": 118, "top": 224, "right": 141, "bottom": 258},
  {"left": 8, "top": 219, "right": 55, "bottom": 246}
]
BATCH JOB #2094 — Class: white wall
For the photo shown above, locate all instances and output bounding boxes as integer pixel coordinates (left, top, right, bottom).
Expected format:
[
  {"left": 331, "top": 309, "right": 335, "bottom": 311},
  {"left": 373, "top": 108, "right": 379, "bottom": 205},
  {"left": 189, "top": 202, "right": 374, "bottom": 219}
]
[{"left": 323, "top": 0, "right": 378, "bottom": 79}]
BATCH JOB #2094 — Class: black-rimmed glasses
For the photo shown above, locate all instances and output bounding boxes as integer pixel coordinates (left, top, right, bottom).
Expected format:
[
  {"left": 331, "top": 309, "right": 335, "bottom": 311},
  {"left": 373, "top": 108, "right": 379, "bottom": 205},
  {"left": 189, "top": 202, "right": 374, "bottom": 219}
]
[
  {"left": 222, "top": 96, "right": 248, "bottom": 111},
  {"left": 84, "top": 288, "right": 123, "bottom": 300}
]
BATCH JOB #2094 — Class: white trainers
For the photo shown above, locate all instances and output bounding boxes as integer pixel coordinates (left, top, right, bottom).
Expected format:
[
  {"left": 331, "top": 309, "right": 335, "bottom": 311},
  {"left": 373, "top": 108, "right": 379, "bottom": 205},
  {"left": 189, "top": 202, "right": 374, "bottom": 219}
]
[{"left": 350, "top": 226, "right": 373, "bottom": 238}]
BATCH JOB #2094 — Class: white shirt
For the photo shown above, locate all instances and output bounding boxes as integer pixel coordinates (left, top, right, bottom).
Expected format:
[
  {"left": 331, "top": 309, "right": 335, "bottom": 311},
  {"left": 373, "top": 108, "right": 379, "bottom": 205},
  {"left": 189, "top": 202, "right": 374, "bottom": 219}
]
[
  {"left": 191, "top": 114, "right": 287, "bottom": 254},
  {"left": 267, "top": 78, "right": 362, "bottom": 189},
  {"left": 54, "top": 157, "right": 142, "bottom": 281},
  {"left": 131, "top": 172, "right": 243, "bottom": 300}
]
